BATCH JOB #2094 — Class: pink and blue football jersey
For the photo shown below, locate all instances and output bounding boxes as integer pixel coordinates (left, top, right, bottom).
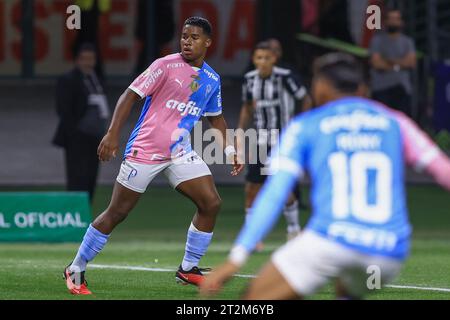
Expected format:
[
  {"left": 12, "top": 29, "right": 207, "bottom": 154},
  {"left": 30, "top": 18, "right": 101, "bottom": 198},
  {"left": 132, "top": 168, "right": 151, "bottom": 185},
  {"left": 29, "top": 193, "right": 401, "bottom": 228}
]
[
  {"left": 234, "top": 97, "right": 450, "bottom": 260},
  {"left": 126, "top": 53, "right": 222, "bottom": 164}
]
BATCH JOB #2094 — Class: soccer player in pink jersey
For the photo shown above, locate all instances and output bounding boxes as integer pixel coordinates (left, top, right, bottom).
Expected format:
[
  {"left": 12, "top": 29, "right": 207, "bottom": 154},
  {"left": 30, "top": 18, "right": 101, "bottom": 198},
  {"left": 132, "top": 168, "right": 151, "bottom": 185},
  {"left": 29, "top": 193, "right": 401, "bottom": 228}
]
[{"left": 63, "top": 17, "right": 244, "bottom": 295}]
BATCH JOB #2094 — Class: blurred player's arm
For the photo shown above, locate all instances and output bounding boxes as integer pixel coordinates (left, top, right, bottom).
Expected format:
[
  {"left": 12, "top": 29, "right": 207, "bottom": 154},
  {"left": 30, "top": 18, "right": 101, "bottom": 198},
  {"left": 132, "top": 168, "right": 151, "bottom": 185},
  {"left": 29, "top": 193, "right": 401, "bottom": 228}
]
[
  {"left": 237, "top": 101, "right": 253, "bottom": 130},
  {"left": 398, "top": 113, "right": 450, "bottom": 191},
  {"left": 425, "top": 151, "right": 450, "bottom": 190},
  {"left": 200, "top": 163, "right": 301, "bottom": 296},
  {"left": 284, "top": 72, "right": 309, "bottom": 114},
  {"left": 239, "top": 76, "right": 254, "bottom": 130},
  {"left": 230, "top": 121, "right": 305, "bottom": 261},
  {"left": 97, "top": 89, "right": 140, "bottom": 161},
  {"left": 200, "top": 121, "right": 305, "bottom": 296}
]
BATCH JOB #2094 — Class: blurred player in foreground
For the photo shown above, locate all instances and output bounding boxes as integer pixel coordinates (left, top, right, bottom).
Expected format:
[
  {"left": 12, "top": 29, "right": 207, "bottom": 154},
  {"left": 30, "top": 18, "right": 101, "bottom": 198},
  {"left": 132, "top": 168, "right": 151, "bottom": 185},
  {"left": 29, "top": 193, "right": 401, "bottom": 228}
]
[
  {"left": 63, "top": 17, "right": 243, "bottom": 295},
  {"left": 200, "top": 53, "right": 450, "bottom": 299}
]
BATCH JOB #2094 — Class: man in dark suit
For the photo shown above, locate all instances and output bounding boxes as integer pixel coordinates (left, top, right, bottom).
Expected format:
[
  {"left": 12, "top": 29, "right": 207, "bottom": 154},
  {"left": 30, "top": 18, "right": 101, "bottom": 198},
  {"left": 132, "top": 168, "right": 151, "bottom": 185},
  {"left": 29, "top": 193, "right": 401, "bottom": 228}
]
[{"left": 53, "top": 43, "right": 110, "bottom": 202}]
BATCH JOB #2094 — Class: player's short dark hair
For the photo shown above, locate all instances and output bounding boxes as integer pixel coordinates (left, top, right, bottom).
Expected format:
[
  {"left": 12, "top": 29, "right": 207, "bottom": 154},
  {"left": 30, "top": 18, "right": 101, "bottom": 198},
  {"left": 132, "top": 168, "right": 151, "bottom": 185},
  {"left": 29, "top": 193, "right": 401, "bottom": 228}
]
[
  {"left": 75, "top": 42, "right": 96, "bottom": 58},
  {"left": 254, "top": 41, "right": 273, "bottom": 52},
  {"left": 313, "top": 52, "right": 364, "bottom": 94},
  {"left": 184, "top": 16, "right": 212, "bottom": 37}
]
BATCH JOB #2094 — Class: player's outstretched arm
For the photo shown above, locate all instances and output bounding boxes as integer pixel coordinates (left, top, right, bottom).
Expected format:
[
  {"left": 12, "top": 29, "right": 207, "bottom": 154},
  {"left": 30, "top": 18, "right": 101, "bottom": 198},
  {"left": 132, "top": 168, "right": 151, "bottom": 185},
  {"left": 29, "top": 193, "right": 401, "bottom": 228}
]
[
  {"left": 199, "top": 169, "right": 299, "bottom": 297},
  {"left": 426, "top": 152, "right": 450, "bottom": 191},
  {"left": 200, "top": 120, "right": 306, "bottom": 296},
  {"left": 398, "top": 112, "right": 450, "bottom": 191},
  {"left": 97, "top": 89, "right": 140, "bottom": 161},
  {"left": 207, "top": 114, "right": 244, "bottom": 176}
]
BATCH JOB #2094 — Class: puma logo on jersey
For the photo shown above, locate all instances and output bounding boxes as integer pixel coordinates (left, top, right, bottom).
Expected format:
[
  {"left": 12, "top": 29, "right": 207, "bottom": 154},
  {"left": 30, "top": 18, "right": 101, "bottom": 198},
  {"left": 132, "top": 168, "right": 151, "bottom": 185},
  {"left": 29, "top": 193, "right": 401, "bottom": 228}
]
[{"left": 175, "top": 79, "right": 184, "bottom": 87}]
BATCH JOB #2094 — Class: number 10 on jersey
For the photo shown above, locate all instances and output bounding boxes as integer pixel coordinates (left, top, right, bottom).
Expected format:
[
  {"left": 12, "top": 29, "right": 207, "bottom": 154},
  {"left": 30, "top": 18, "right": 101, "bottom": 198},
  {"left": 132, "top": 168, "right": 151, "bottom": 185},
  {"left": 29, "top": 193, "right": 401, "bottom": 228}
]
[{"left": 328, "top": 151, "right": 393, "bottom": 224}]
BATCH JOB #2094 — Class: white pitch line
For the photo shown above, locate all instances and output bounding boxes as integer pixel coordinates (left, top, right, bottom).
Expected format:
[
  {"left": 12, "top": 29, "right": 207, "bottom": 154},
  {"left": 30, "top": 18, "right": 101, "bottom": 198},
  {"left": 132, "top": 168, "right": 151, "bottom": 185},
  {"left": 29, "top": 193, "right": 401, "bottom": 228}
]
[
  {"left": 385, "top": 284, "right": 450, "bottom": 293},
  {"left": 90, "top": 264, "right": 175, "bottom": 273},
  {"left": 89, "top": 264, "right": 256, "bottom": 278},
  {"left": 89, "top": 264, "right": 450, "bottom": 293}
]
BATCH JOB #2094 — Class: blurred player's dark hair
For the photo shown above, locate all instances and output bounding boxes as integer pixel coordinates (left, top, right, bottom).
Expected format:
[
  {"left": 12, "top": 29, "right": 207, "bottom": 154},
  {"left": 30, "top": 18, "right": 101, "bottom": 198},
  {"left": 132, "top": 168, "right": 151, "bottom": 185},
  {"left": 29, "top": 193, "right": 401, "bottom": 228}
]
[
  {"left": 184, "top": 16, "right": 212, "bottom": 37},
  {"left": 254, "top": 41, "right": 272, "bottom": 52},
  {"left": 313, "top": 52, "right": 364, "bottom": 94},
  {"left": 74, "top": 42, "right": 97, "bottom": 59}
]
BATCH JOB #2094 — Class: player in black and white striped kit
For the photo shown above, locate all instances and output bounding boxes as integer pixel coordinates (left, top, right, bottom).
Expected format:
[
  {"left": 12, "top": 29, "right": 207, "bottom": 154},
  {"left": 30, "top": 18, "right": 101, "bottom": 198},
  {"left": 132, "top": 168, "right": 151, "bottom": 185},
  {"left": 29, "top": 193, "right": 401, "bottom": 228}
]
[{"left": 237, "top": 41, "right": 310, "bottom": 245}]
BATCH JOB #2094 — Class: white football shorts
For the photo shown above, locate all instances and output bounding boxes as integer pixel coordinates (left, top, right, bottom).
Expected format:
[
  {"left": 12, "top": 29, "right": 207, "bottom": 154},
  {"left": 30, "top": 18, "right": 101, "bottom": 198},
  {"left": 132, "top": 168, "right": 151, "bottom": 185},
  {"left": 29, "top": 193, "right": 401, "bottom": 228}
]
[
  {"left": 116, "top": 151, "right": 212, "bottom": 193},
  {"left": 272, "top": 230, "right": 403, "bottom": 298}
]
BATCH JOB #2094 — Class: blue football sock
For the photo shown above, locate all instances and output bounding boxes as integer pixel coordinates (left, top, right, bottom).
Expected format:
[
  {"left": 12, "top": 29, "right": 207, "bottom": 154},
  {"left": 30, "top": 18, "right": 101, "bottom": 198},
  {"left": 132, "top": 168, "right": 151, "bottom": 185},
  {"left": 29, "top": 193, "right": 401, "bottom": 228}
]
[
  {"left": 70, "top": 224, "right": 109, "bottom": 272},
  {"left": 181, "top": 223, "right": 213, "bottom": 271}
]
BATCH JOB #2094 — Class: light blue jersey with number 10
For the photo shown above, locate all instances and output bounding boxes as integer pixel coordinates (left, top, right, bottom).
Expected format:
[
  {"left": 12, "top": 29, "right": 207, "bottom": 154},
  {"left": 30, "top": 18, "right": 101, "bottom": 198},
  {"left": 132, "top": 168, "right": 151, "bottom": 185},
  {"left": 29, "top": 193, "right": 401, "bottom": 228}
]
[{"left": 235, "top": 97, "right": 413, "bottom": 260}]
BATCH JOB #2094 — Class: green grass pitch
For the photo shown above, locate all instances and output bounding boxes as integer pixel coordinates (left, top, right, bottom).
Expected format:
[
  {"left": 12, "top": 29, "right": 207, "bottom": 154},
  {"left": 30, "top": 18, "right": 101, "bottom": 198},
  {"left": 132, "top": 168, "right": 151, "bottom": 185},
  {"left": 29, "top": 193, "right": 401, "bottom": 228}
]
[{"left": 0, "top": 185, "right": 449, "bottom": 300}]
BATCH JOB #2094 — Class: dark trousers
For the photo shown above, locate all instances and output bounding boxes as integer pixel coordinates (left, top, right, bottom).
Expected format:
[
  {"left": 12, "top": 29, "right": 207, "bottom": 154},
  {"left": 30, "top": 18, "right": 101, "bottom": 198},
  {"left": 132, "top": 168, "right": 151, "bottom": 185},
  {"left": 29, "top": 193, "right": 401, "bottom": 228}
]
[
  {"left": 64, "top": 132, "right": 100, "bottom": 202},
  {"left": 372, "top": 85, "right": 412, "bottom": 116}
]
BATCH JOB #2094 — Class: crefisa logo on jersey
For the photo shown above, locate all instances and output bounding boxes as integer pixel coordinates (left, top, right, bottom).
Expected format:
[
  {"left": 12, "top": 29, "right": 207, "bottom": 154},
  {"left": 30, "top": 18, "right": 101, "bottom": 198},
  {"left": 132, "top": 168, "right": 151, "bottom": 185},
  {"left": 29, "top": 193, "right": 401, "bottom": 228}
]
[
  {"left": 166, "top": 99, "right": 202, "bottom": 117},
  {"left": 203, "top": 69, "right": 219, "bottom": 82},
  {"left": 143, "top": 68, "right": 163, "bottom": 89}
]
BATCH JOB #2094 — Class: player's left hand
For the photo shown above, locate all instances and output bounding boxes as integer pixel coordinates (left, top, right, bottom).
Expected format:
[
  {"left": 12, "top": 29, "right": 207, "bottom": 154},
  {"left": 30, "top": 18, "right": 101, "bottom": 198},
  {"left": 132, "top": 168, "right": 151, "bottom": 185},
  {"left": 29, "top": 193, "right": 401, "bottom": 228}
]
[
  {"left": 199, "top": 261, "right": 240, "bottom": 297},
  {"left": 231, "top": 154, "right": 244, "bottom": 176}
]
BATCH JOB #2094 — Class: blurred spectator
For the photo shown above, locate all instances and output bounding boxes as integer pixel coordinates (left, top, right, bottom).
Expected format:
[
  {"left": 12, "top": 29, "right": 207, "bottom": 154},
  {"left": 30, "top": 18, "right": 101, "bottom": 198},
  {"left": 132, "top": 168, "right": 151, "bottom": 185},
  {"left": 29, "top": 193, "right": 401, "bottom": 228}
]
[
  {"left": 369, "top": 9, "right": 417, "bottom": 116},
  {"left": 52, "top": 43, "right": 110, "bottom": 202},
  {"left": 72, "top": 0, "right": 112, "bottom": 79}
]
